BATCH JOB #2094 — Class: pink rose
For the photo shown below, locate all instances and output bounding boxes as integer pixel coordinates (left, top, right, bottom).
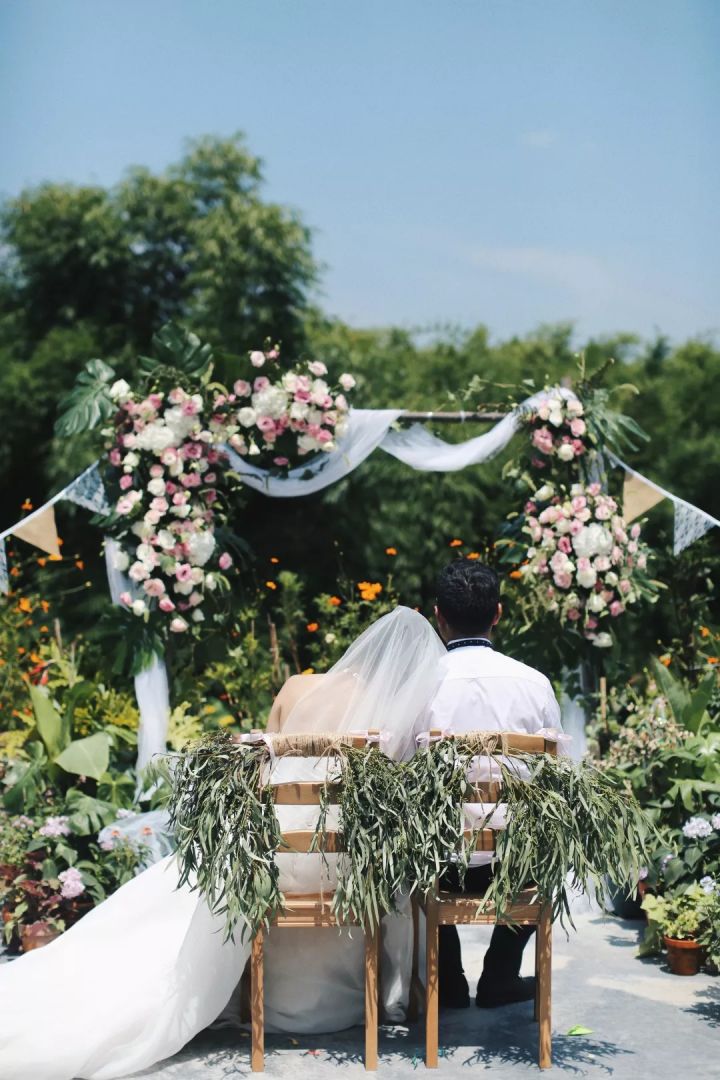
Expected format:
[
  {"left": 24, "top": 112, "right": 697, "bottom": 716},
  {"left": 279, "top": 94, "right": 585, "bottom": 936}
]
[
  {"left": 569, "top": 519, "right": 584, "bottom": 535},
  {"left": 294, "top": 389, "right": 311, "bottom": 403},
  {"left": 181, "top": 473, "right": 201, "bottom": 488},
  {"left": 587, "top": 483, "right": 602, "bottom": 497},
  {"left": 619, "top": 579, "right": 632, "bottom": 595},
  {"left": 184, "top": 443, "right": 203, "bottom": 460},
  {"left": 532, "top": 427, "right": 554, "bottom": 455},
  {"left": 175, "top": 563, "right": 193, "bottom": 582},
  {"left": 253, "top": 376, "right": 270, "bottom": 392},
  {"left": 637, "top": 553, "right": 647, "bottom": 570},
  {"left": 316, "top": 429, "right": 333, "bottom": 444},
  {"left": 109, "top": 449, "right": 122, "bottom": 466},
  {"left": 159, "top": 596, "right": 176, "bottom": 613},
  {"left": 119, "top": 475, "right": 133, "bottom": 491},
  {"left": 610, "top": 601, "right": 624, "bottom": 617},
  {"left": 567, "top": 608, "right": 581, "bottom": 621},
  {"left": 631, "top": 523, "right": 641, "bottom": 539},
  {"left": 308, "top": 361, "right": 328, "bottom": 376},
  {"left": 119, "top": 591, "right": 132, "bottom": 606},
  {"left": 143, "top": 578, "right": 166, "bottom": 598},
  {"left": 577, "top": 556, "right": 592, "bottom": 572},
  {"left": 267, "top": 348, "right": 279, "bottom": 360},
  {"left": 150, "top": 464, "right": 164, "bottom": 478},
  {"left": 586, "top": 617, "right": 598, "bottom": 630},
  {"left": 570, "top": 418, "right": 586, "bottom": 437},
  {"left": 554, "top": 571, "right": 572, "bottom": 589},
  {"left": 250, "top": 351, "right": 266, "bottom": 368},
  {"left": 234, "top": 379, "right": 251, "bottom": 397},
  {"left": 170, "top": 617, "right": 189, "bottom": 633},
  {"left": 218, "top": 553, "right": 233, "bottom": 571},
  {"left": 594, "top": 555, "right": 611, "bottom": 572},
  {"left": 571, "top": 496, "right": 587, "bottom": 512},
  {"left": 558, "top": 536, "right": 572, "bottom": 554},
  {"left": 257, "top": 416, "right": 275, "bottom": 433}
]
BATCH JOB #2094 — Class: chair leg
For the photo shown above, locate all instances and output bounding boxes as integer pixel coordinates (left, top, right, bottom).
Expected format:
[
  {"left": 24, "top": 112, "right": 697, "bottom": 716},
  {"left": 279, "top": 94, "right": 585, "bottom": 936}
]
[
  {"left": 425, "top": 890, "right": 439, "bottom": 1069},
  {"left": 537, "top": 905, "right": 552, "bottom": 1070},
  {"left": 407, "top": 895, "right": 421, "bottom": 1023},
  {"left": 251, "top": 928, "right": 265, "bottom": 1072},
  {"left": 365, "top": 922, "right": 379, "bottom": 1070},
  {"left": 533, "top": 924, "right": 540, "bottom": 1022}
]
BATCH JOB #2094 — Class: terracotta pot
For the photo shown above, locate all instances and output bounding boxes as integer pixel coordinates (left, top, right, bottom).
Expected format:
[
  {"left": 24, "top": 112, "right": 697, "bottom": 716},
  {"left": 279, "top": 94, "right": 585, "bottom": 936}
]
[
  {"left": 20, "top": 921, "right": 62, "bottom": 953},
  {"left": 663, "top": 936, "right": 703, "bottom": 976}
]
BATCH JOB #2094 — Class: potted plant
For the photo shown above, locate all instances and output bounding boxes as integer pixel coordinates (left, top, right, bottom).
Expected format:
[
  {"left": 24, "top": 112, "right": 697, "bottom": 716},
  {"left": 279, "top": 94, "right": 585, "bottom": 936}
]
[
  {"left": 20, "top": 918, "right": 64, "bottom": 952},
  {"left": 640, "top": 886, "right": 709, "bottom": 975}
]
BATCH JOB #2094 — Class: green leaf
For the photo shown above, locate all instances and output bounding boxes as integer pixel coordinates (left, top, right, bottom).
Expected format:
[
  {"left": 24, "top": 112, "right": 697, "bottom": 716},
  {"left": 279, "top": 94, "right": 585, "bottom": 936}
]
[
  {"left": 682, "top": 672, "right": 716, "bottom": 734},
  {"left": 566, "top": 1026, "right": 593, "bottom": 1036},
  {"left": 55, "top": 358, "right": 117, "bottom": 436},
  {"left": 139, "top": 322, "right": 213, "bottom": 382},
  {"left": 64, "top": 790, "right": 117, "bottom": 834},
  {"left": 54, "top": 733, "right": 111, "bottom": 781},
  {"left": 29, "top": 684, "right": 68, "bottom": 758},
  {"left": 649, "top": 658, "right": 691, "bottom": 727}
]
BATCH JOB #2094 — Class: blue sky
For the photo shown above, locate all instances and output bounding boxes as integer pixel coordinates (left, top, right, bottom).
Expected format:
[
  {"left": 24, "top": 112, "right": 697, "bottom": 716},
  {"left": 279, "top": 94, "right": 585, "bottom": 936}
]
[{"left": 2, "top": 0, "right": 718, "bottom": 343}]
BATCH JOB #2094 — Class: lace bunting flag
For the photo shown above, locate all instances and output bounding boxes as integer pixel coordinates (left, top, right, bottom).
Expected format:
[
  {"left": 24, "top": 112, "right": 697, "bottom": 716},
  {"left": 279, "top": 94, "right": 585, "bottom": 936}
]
[
  {"left": 64, "top": 463, "right": 110, "bottom": 515},
  {"left": 673, "top": 502, "right": 716, "bottom": 555}
]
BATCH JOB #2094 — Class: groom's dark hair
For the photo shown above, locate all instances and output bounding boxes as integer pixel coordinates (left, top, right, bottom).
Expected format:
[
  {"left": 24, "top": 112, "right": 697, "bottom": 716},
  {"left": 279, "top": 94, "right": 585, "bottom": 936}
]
[{"left": 436, "top": 559, "right": 500, "bottom": 636}]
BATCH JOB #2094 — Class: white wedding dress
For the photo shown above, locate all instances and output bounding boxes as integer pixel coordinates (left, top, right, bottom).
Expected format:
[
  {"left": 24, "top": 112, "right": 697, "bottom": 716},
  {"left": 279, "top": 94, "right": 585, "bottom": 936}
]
[{"left": 0, "top": 608, "right": 445, "bottom": 1080}]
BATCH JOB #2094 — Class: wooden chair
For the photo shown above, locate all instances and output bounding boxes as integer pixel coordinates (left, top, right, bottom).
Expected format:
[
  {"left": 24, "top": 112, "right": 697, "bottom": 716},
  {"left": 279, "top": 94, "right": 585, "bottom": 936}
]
[
  {"left": 249, "top": 732, "right": 381, "bottom": 1072},
  {"left": 412, "top": 730, "right": 558, "bottom": 1071}
]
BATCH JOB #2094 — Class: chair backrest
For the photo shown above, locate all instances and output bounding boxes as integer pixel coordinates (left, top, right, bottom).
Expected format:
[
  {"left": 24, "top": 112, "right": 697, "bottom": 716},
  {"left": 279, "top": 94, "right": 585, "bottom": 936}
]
[
  {"left": 425, "top": 728, "right": 558, "bottom": 855},
  {"left": 261, "top": 730, "right": 376, "bottom": 855}
]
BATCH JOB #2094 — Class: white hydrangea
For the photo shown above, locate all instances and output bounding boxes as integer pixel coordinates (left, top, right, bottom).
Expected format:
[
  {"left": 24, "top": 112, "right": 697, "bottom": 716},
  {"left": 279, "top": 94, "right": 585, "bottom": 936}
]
[
  {"left": 187, "top": 531, "right": 216, "bottom": 567},
  {"left": 251, "top": 386, "right": 289, "bottom": 419},
  {"left": 572, "top": 523, "right": 614, "bottom": 559}
]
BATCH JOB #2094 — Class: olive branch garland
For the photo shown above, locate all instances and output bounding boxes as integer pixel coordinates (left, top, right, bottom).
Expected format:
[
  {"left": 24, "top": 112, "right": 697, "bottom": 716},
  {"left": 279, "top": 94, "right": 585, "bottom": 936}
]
[{"left": 165, "top": 732, "right": 654, "bottom": 940}]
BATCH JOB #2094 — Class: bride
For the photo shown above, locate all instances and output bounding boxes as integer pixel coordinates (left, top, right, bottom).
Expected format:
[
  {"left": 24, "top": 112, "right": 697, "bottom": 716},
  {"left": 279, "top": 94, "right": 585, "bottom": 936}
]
[{"left": 0, "top": 607, "right": 445, "bottom": 1080}]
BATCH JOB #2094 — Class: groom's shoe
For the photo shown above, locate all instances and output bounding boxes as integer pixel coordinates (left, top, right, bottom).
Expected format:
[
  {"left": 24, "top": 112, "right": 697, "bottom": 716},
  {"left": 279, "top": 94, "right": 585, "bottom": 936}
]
[
  {"left": 475, "top": 976, "right": 536, "bottom": 1009},
  {"left": 439, "top": 974, "right": 470, "bottom": 1009}
]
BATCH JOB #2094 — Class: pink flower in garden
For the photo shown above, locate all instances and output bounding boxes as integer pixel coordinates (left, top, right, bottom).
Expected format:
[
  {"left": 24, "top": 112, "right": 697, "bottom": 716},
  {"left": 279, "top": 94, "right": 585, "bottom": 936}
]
[
  {"left": 184, "top": 443, "right": 203, "bottom": 460},
  {"left": 218, "top": 553, "right": 233, "bottom": 570},
  {"left": 253, "top": 376, "right": 270, "bottom": 392},
  {"left": 165, "top": 480, "right": 177, "bottom": 494},
  {"left": 631, "top": 523, "right": 641, "bottom": 539},
  {"left": 161, "top": 448, "right": 178, "bottom": 466},
  {"left": 168, "top": 388, "right": 186, "bottom": 405},
  {"left": 610, "top": 601, "right": 625, "bottom": 617},
  {"left": 257, "top": 416, "right": 275, "bottom": 433},
  {"left": 570, "top": 418, "right": 586, "bottom": 437},
  {"left": 250, "top": 351, "right": 266, "bottom": 368},
  {"left": 294, "top": 389, "right": 312, "bottom": 403},
  {"left": 143, "top": 578, "right": 166, "bottom": 598},
  {"left": 119, "top": 475, "right": 133, "bottom": 491},
  {"left": 296, "top": 375, "right": 311, "bottom": 392},
  {"left": 594, "top": 555, "right": 611, "bottom": 571},
  {"left": 335, "top": 394, "right": 349, "bottom": 411},
  {"left": 181, "top": 399, "right": 200, "bottom": 416},
  {"left": 595, "top": 502, "right": 612, "bottom": 521},
  {"left": 116, "top": 497, "right": 135, "bottom": 515},
  {"left": 148, "top": 393, "right": 163, "bottom": 410},
  {"left": 234, "top": 379, "right": 252, "bottom": 397},
  {"left": 266, "top": 348, "right": 279, "bottom": 360},
  {"left": 316, "top": 429, "right": 333, "bottom": 444},
  {"left": 576, "top": 556, "right": 592, "bottom": 573},
  {"left": 569, "top": 519, "right": 584, "bottom": 536},
  {"left": 558, "top": 536, "right": 572, "bottom": 554},
  {"left": 119, "top": 591, "right": 132, "bottom": 606},
  {"left": 308, "top": 360, "right": 328, "bottom": 376},
  {"left": 572, "top": 440, "right": 585, "bottom": 455},
  {"left": 59, "top": 867, "right": 85, "bottom": 899},
  {"left": 109, "top": 449, "right": 122, "bottom": 466},
  {"left": 571, "top": 496, "right": 587, "bottom": 513},
  {"left": 150, "top": 464, "right": 164, "bottom": 478},
  {"left": 173, "top": 492, "right": 189, "bottom": 505},
  {"left": 637, "top": 554, "right": 647, "bottom": 570},
  {"left": 532, "top": 427, "right": 554, "bottom": 455},
  {"left": 158, "top": 596, "right": 176, "bottom": 613},
  {"left": 175, "top": 563, "right": 193, "bottom": 582},
  {"left": 586, "top": 617, "right": 598, "bottom": 630},
  {"left": 150, "top": 497, "right": 168, "bottom": 513},
  {"left": 567, "top": 608, "right": 581, "bottom": 621},
  {"left": 619, "top": 579, "right": 632, "bottom": 595},
  {"left": 553, "top": 571, "right": 572, "bottom": 590},
  {"left": 39, "top": 816, "right": 71, "bottom": 838},
  {"left": 181, "top": 473, "right": 201, "bottom": 488},
  {"left": 170, "top": 617, "right": 189, "bottom": 633}
]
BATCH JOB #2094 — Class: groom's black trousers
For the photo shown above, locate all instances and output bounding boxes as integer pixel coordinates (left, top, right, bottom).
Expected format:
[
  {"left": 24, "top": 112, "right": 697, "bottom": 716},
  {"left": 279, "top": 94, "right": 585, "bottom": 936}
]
[{"left": 438, "top": 864, "right": 535, "bottom": 996}]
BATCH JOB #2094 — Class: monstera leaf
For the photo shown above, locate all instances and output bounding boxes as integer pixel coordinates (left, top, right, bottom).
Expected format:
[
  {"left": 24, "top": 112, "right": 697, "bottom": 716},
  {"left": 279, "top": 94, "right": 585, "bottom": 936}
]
[
  {"left": 29, "top": 684, "right": 68, "bottom": 759},
  {"left": 55, "top": 358, "right": 117, "bottom": 436},
  {"left": 138, "top": 322, "right": 213, "bottom": 382}
]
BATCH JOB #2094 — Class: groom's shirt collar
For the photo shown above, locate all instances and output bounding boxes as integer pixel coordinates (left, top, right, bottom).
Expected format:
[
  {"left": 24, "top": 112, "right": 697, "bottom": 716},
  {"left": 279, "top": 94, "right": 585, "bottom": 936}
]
[{"left": 445, "top": 636, "right": 494, "bottom": 652}]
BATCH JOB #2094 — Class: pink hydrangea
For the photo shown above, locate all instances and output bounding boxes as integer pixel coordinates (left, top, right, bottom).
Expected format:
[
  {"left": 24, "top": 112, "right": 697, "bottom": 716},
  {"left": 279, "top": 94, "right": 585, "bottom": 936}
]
[
  {"left": 58, "top": 867, "right": 85, "bottom": 900},
  {"left": 218, "top": 552, "right": 233, "bottom": 571}
]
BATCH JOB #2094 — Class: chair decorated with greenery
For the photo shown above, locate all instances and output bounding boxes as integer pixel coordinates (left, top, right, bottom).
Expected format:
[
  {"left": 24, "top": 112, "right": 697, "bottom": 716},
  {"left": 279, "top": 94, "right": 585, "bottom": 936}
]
[
  {"left": 411, "top": 730, "right": 559, "bottom": 1070},
  {"left": 247, "top": 731, "right": 381, "bottom": 1073}
]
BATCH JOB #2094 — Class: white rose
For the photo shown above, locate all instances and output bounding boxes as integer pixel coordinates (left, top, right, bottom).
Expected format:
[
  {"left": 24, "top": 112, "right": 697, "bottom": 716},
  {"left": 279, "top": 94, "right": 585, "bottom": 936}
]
[
  {"left": 147, "top": 477, "right": 166, "bottom": 497},
  {"left": 572, "top": 524, "right": 613, "bottom": 559},
  {"left": 308, "top": 360, "right": 328, "bottom": 376},
  {"left": 605, "top": 571, "right": 619, "bottom": 587},
  {"left": 282, "top": 372, "right": 300, "bottom": 393},
  {"left": 191, "top": 609, "right": 205, "bottom": 623},
  {"left": 112, "top": 547, "right": 130, "bottom": 572},
  {"left": 174, "top": 580, "right": 194, "bottom": 596},
  {"left": 339, "top": 373, "right": 356, "bottom": 391},
  {"left": 290, "top": 401, "right": 309, "bottom": 421},
  {"left": 576, "top": 567, "right": 597, "bottom": 589},
  {"left": 156, "top": 529, "right": 175, "bottom": 551},
  {"left": 252, "top": 387, "right": 288, "bottom": 420},
  {"left": 549, "top": 410, "right": 563, "bottom": 428},
  {"left": 131, "top": 521, "right": 153, "bottom": 540},
  {"left": 557, "top": 443, "right": 575, "bottom": 462},
  {"left": 567, "top": 398, "right": 584, "bottom": 416},
  {"left": 250, "top": 350, "right": 266, "bottom": 368},
  {"left": 592, "top": 632, "right": 612, "bottom": 648},
  {"left": 109, "top": 379, "right": 131, "bottom": 401},
  {"left": 535, "top": 484, "right": 555, "bottom": 502},
  {"left": 131, "top": 599, "right": 147, "bottom": 617},
  {"left": 136, "top": 543, "right": 156, "bottom": 568},
  {"left": 123, "top": 452, "right": 140, "bottom": 469},
  {"left": 248, "top": 443, "right": 261, "bottom": 456},
  {"left": 187, "top": 531, "right": 216, "bottom": 567},
  {"left": 170, "top": 617, "right": 189, "bottom": 633},
  {"left": 325, "top": 632, "right": 337, "bottom": 644},
  {"left": 587, "top": 592, "right": 607, "bottom": 613},
  {"left": 298, "top": 434, "right": 321, "bottom": 453},
  {"left": 205, "top": 573, "right": 218, "bottom": 591},
  {"left": 128, "top": 562, "right": 149, "bottom": 582}
]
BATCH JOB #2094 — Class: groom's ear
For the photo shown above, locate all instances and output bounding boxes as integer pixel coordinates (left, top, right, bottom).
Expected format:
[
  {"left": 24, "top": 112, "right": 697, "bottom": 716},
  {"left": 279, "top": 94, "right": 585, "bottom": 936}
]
[{"left": 493, "top": 602, "right": 502, "bottom": 627}]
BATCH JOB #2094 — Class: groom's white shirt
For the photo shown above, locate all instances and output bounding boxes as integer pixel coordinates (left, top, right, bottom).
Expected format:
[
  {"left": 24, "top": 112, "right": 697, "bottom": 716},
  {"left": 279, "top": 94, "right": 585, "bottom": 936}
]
[{"left": 418, "top": 639, "right": 563, "bottom": 866}]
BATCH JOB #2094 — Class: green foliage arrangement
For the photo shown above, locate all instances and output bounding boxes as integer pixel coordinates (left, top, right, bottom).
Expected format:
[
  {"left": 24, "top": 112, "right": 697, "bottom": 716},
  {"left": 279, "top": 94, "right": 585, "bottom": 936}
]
[{"left": 640, "top": 885, "right": 711, "bottom": 953}]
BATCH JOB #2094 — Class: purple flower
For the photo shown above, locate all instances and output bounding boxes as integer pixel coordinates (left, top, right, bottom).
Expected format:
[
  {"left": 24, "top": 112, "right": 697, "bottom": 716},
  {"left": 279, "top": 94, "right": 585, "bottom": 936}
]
[
  {"left": 11, "top": 816, "right": 34, "bottom": 829},
  {"left": 39, "top": 816, "right": 71, "bottom": 838},
  {"left": 699, "top": 876, "right": 716, "bottom": 896},
  {"left": 58, "top": 867, "right": 85, "bottom": 899}
]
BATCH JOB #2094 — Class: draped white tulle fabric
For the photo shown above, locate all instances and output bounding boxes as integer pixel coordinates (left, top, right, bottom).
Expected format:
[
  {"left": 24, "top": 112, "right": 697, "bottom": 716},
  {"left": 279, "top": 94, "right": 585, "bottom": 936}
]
[{"left": 0, "top": 609, "right": 445, "bottom": 1080}]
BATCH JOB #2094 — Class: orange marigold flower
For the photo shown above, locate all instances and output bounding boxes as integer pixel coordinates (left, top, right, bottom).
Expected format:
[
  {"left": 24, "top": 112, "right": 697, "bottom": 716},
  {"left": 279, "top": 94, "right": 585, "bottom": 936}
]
[
  {"left": 659, "top": 655, "right": 672, "bottom": 667},
  {"left": 37, "top": 557, "right": 47, "bottom": 567},
  {"left": 708, "top": 657, "right": 719, "bottom": 665},
  {"left": 21, "top": 499, "right": 33, "bottom": 511},
  {"left": 385, "top": 547, "right": 397, "bottom": 556},
  {"left": 265, "top": 581, "right": 277, "bottom": 591},
  {"left": 17, "top": 598, "right": 32, "bottom": 613},
  {"left": 40, "top": 625, "right": 49, "bottom": 632},
  {"left": 306, "top": 622, "right": 319, "bottom": 632},
  {"left": 270, "top": 556, "right": 280, "bottom": 564},
  {"left": 467, "top": 552, "right": 480, "bottom": 560},
  {"left": 48, "top": 554, "right": 62, "bottom": 562},
  {"left": 40, "top": 600, "right": 50, "bottom": 612},
  {"left": 10, "top": 567, "right": 20, "bottom": 577},
  {"left": 509, "top": 570, "right": 523, "bottom": 580},
  {"left": 328, "top": 596, "right": 342, "bottom": 607},
  {"left": 75, "top": 559, "right": 85, "bottom": 570},
  {"left": 17, "top": 647, "right": 26, "bottom": 655},
  {"left": 699, "top": 626, "right": 710, "bottom": 638},
  {"left": 449, "top": 539, "right": 463, "bottom": 547}
]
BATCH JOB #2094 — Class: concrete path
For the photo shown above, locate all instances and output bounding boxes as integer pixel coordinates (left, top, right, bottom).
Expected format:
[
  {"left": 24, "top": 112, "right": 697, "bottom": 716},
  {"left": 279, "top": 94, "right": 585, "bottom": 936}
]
[{"left": 131, "top": 912, "right": 719, "bottom": 1079}]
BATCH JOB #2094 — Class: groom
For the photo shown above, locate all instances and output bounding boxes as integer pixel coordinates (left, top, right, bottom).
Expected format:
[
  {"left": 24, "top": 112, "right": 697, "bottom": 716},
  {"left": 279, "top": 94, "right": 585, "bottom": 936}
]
[{"left": 424, "top": 558, "right": 563, "bottom": 1009}]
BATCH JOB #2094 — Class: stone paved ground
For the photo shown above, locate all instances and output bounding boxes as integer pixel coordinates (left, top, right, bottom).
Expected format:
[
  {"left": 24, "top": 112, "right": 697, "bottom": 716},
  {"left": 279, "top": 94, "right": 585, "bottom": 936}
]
[{"left": 131, "top": 912, "right": 719, "bottom": 1079}]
